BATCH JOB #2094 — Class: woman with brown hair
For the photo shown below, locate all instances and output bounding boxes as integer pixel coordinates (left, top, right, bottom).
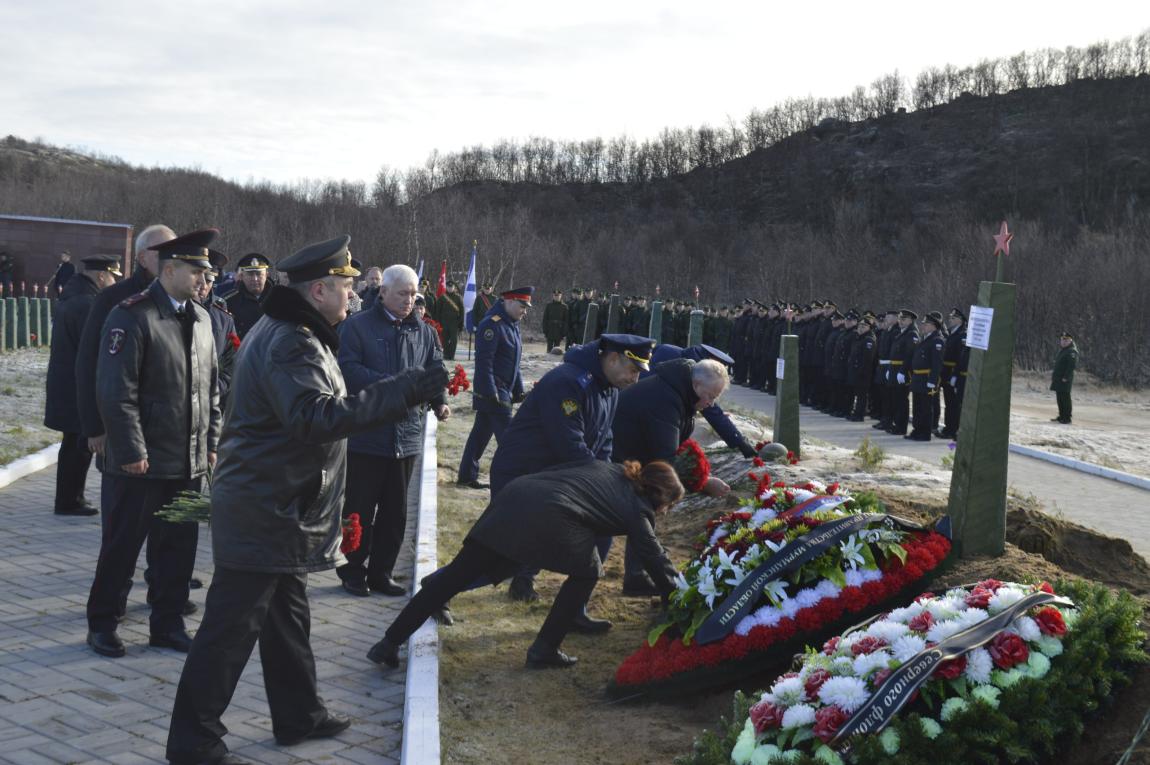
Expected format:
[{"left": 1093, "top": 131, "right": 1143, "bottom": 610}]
[{"left": 367, "top": 460, "right": 684, "bottom": 669}]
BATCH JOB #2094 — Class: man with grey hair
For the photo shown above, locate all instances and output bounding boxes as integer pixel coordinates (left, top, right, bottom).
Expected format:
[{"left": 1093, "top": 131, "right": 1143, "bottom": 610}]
[
  {"left": 336, "top": 263, "right": 450, "bottom": 597},
  {"left": 166, "top": 237, "right": 448, "bottom": 764}
]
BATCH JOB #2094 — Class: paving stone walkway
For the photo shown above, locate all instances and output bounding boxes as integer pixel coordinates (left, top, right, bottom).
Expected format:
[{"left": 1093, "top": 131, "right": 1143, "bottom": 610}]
[{"left": 0, "top": 464, "right": 415, "bottom": 764}]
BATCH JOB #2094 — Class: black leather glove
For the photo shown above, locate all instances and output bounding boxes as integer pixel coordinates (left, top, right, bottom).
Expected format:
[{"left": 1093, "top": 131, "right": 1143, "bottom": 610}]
[
  {"left": 739, "top": 441, "right": 757, "bottom": 459},
  {"left": 403, "top": 363, "right": 449, "bottom": 407},
  {"left": 512, "top": 391, "right": 526, "bottom": 404}
]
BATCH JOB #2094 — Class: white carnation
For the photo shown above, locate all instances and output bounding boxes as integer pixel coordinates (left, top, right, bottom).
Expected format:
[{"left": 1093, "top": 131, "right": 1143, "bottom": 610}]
[
  {"left": 858, "top": 567, "right": 883, "bottom": 583},
  {"left": 891, "top": 634, "right": 927, "bottom": 662},
  {"left": 988, "top": 587, "right": 1026, "bottom": 614},
  {"left": 886, "top": 603, "right": 925, "bottom": 624},
  {"left": 816, "top": 580, "right": 842, "bottom": 599},
  {"left": 963, "top": 647, "right": 993, "bottom": 684},
  {"left": 1013, "top": 615, "right": 1042, "bottom": 642},
  {"left": 953, "top": 607, "right": 989, "bottom": 631},
  {"left": 831, "top": 656, "right": 856, "bottom": 675},
  {"left": 844, "top": 569, "right": 865, "bottom": 587},
  {"left": 794, "top": 587, "right": 822, "bottom": 608},
  {"left": 865, "top": 620, "right": 910, "bottom": 644},
  {"left": 926, "top": 619, "right": 966, "bottom": 644},
  {"left": 770, "top": 676, "right": 805, "bottom": 707},
  {"left": 708, "top": 527, "right": 727, "bottom": 547},
  {"left": 853, "top": 649, "right": 894, "bottom": 677},
  {"left": 817, "top": 676, "right": 871, "bottom": 713},
  {"left": 780, "top": 598, "right": 801, "bottom": 617},
  {"left": 781, "top": 703, "right": 817, "bottom": 729},
  {"left": 925, "top": 600, "right": 958, "bottom": 621},
  {"left": 750, "top": 508, "right": 777, "bottom": 526},
  {"left": 734, "top": 615, "right": 756, "bottom": 636},
  {"left": 755, "top": 605, "right": 783, "bottom": 628}
]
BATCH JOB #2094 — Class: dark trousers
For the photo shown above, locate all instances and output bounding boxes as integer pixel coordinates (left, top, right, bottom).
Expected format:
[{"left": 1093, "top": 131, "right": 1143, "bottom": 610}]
[
  {"left": 545, "top": 336, "right": 562, "bottom": 352},
  {"left": 166, "top": 569, "right": 325, "bottom": 764},
  {"left": 1056, "top": 390, "right": 1073, "bottom": 421},
  {"left": 442, "top": 332, "right": 458, "bottom": 360},
  {"left": 732, "top": 353, "right": 749, "bottom": 384},
  {"left": 86, "top": 474, "right": 198, "bottom": 633},
  {"left": 850, "top": 387, "right": 868, "bottom": 419},
  {"left": 942, "top": 383, "right": 962, "bottom": 435},
  {"left": 911, "top": 391, "right": 935, "bottom": 437},
  {"left": 386, "top": 540, "right": 595, "bottom": 650},
  {"left": 891, "top": 385, "right": 910, "bottom": 433},
  {"left": 878, "top": 382, "right": 893, "bottom": 425},
  {"left": 457, "top": 406, "right": 512, "bottom": 483},
  {"left": 339, "top": 453, "right": 416, "bottom": 586},
  {"left": 54, "top": 432, "right": 93, "bottom": 512}
]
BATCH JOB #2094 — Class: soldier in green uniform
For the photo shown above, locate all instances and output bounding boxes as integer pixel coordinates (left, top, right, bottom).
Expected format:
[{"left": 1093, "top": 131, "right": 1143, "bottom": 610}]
[
  {"left": 564, "top": 288, "right": 582, "bottom": 349},
  {"left": 470, "top": 281, "right": 496, "bottom": 330},
  {"left": 542, "top": 289, "right": 568, "bottom": 351},
  {"left": 435, "top": 280, "right": 465, "bottom": 360},
  {"left": 1051, "top": 331, "right": 1079, "bottom": 424}
]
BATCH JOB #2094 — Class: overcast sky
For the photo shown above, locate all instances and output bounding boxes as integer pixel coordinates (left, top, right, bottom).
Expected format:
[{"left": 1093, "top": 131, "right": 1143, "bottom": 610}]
[{"left": 2, "top": 1, "right": 1146, "bottom": 186}]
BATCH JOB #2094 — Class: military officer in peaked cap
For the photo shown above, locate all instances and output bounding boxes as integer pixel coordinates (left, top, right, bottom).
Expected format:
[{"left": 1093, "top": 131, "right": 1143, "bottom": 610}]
[
  {"left": 886, "top": 309, "right": 919, "bottom": 436},
  {"left": 166, "top": 235, "right": 448, "bottom": 764},
  {"left": 1051, "top": 331, "right": 1079, "bottom": 424},
  {"left": 542, "top": 288, "right": 568, "bottom": 352},
  {"left": 457, "top": 286, "right": 532, "bottom": 489},
  {"left": 907, "top": 311, "right": 945, "bottom": 441},
  {"left": 223, "top": 252, "right": 271, "bottom": 339},
  {"left": 938, "top": 308, "right": 968, "bottom": 439},
  {"left": 44, "top": 254, "right": 121, "bottom": 516},
  {"left": 86, "top": 229, "right": 221, "bottom": 659}
]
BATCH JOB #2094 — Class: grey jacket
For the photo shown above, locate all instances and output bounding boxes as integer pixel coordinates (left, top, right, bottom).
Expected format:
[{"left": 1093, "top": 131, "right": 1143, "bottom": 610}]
[
  {"left": 95, "top": 279, "right": 220, "bottom": 479},
  {"left": 209, "top": 286, "right": 437, "bottom": 574}
]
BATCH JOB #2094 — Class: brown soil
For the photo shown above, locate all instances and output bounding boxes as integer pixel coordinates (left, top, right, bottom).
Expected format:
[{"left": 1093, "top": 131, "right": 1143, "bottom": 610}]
[{"left": 434, "top": 407, "right": 1150, "bottom": 765}]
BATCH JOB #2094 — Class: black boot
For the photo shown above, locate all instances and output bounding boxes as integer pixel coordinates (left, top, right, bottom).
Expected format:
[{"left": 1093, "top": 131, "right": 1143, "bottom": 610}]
[{"left": 525, "top": 640, "right": 578, "bottom": 669}]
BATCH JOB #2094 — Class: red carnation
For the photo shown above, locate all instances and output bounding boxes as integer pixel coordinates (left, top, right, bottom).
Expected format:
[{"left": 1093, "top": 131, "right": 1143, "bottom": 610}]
[
  {"left": 750, "top": 701, "right": 784, "bottom": 733},
  {"left": 934, "top": 655, "right": 967, "bottom": 680},
  {"left": 987, "top": 632, "right": 1030, "bottom": 669},
  {"left": 908, "top": 610, "right": 934, "bottom": 632},
  {"left": 1038, "top": 581, "right": 1055, "bottom": 594},
  {"left": 340, "top": 513, "right": 363, "bottom": 554},
  {"left": 978, "top": 578, "right": 1004, "bottom": 593},
  {"left": 964, "top": 587, "right": 992, "bottom": 609},
  {"left": 871, "top": 668, "right": 893, "bottom": 689},
  {"left": 851, "top": 636, "right": 889, "bottom": 656},
  {"left": 1034, "top": 607, "right": 1067, "bottom": 637},
  {"left": 914, "top": 591, "right": 935, "bottom": 604},
  {"left": 804, "top": 668, "right": 833, "bottom": 701},
  {"left": 826, "top": 482, "right": 840, "bottom": 494},
  {"left": 226, "top": 331, "right": 241, "bottom": 350},
  {"left": 813, "top": 704, "right": 851, "bottom": 743},
  {"left": 753, "top": 456, "right": 766, "bottom": 467},
  {"left": 823, "top": 636, "right": 841, "bottom": 655}
]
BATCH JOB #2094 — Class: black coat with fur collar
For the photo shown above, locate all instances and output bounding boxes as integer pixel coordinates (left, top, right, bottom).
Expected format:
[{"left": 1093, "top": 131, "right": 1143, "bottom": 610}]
[{"left": 210, "top": 286, "right": 422, "bottom": 573}]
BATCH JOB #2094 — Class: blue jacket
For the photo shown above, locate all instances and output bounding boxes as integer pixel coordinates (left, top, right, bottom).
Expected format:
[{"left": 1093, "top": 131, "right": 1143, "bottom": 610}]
[
  {"left": 643, "top": 344, "right": 754, "bottom": 457},
  {"left": 473, "top": 300, "right": 524, "bottom": 413},
  {"left": 489, "top": 341, "right": 616, "bottom": 488},
  {"left": 338, "top": 302, "right": 445, "bottom": 458}
]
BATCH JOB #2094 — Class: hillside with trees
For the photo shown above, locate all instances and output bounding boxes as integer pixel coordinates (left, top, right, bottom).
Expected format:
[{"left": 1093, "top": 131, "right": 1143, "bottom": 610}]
[{"left": 2, "top": 34, "right": 1148, "bottom": 383}]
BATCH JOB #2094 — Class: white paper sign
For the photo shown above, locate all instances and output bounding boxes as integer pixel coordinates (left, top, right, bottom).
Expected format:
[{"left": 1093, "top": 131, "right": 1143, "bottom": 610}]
[
  {"left": 966, "top": 305, "right": 994, "bottom": 351},
  {"left": 776, "top": 358, "right": 785, "bottom": 379}
]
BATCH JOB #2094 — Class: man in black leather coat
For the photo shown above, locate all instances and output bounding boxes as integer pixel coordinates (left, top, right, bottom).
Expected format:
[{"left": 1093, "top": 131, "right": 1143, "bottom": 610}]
[{"left": 165, "top": 235, "right": 448, "bottom": 765}]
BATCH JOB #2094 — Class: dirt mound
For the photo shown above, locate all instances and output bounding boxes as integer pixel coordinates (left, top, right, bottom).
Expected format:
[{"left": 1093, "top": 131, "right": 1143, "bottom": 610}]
[{"left": 1007, "top": 506, "right": 1150, "bottom": 597}]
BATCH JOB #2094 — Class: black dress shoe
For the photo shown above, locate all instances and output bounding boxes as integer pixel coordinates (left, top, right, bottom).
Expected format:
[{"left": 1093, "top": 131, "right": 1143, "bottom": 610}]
[
  {"left": 341, "top": 579, "right": 371, "bottom": 597},
  {"left": 367, "top": 637, "right": 400, "bottom": 668},
  {"left": 55, "top": 504, "right": 99, "bottom": 516},
  {"left": 88, "top": 630, "right": 126, "bottom": 658},
  {"left": 368, "top": 576, "right": 406, "bottom": 597},
  {"left": 432, "top": 605, "right": 455, "bottom": 626},
  {"left": 525, "top": 643, "right": 578, "bottom": 669},
  {"left": 183, "top": 600, "right": 198, "bottom": 616},
  {"left": 456, "top": 479, "right": 489, "bottom": 490},
  {"left": 622, "top": 575, "right": 660, "bottom": 597},
  {"left": 189, "top": 577, "right": 203, "bottom": 590},
  {"left": 904, "top": 433, "right": 931, "bottom": 442},
  {"left": 570, "top": 612, "right": 612, "bottom": 634},
  {"left": 508, "top": 576, "right": 540, "bottom": 602},
  {"left": 872, "top": 422, "right": 888, "bottom": 430},
  {"left": 189, "top": 754, "right": 251, "bottom": 765},
  {"left": 150, "top": 628, "right": 194, "bottom": 652},
  {"left": 275, "top": 712, "right": 351, "bottom": 746}
]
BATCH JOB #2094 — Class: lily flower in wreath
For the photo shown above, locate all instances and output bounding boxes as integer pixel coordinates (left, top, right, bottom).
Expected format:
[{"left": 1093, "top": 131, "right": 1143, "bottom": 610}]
[
  {"left": 697, "top": 568, "right": 721, "bottom": 608},
  {"left": 840, "top": 535, "right": 867, "bottom": 570},
  {"left": 762, "top": 579, "right": 789, "bottom": 606}
]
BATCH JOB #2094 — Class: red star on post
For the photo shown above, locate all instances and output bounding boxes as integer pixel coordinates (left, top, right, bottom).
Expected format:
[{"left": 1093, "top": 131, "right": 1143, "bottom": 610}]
[{"left": 992, "top": 220, "right": 1013, "bottom": 257}]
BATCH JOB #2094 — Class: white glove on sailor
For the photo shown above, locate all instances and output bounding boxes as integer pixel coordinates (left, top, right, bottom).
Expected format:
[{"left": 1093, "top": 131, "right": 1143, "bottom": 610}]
[{"left": 896, "top": 373, "right": 906, "bottom": 384}]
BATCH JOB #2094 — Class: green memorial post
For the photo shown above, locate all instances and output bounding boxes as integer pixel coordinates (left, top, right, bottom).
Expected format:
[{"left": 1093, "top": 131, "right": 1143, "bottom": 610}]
[
  {"left": 772, "top": 334, "right": 801, "bottom": 458},
  {"left": 648, "top": 300, "right": 663, "bottom": 342},
  {"left": 16, "top": 297, "right": 30, "bottom": 348},
  {"left": 0, "top": 299, "right": 7, "bottom": 352},
  {"left": 606, "top": 294, "right": 622, "bottom": 333},
  {"left": 946, "top": 221, "right": 1017, "bottom": 557},
  {"left": 29, "top": 298, "right": 42, "bottom": 346},
  {"left": 687, "top": 309, "right": 704, "bottom": 347},
  {"left": 3, "top": 298, "right": 15, "bottom": 350},
  {"left": 582, "top": 301, "right": 600, "bottom": 344},
  {"left": 38, "top": 299, "right": 52, "bottom": 347}
]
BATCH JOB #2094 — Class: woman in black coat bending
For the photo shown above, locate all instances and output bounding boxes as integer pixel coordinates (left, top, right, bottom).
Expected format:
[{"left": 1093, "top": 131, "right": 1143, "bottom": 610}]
[{"left": 368, "top": 459, "right": 684, "bottom": 669}]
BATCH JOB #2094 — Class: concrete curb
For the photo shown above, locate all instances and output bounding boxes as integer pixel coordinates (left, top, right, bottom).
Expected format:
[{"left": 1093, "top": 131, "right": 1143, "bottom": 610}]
[
  {"left": 0, "top": 442, "right": 59, "bottom": 490},
  {"left": 1008, "top": 443, "right": 1150, "bottom": 492},
  {"left": 401, "top": 413, "right": 441, "bottom": 765}
]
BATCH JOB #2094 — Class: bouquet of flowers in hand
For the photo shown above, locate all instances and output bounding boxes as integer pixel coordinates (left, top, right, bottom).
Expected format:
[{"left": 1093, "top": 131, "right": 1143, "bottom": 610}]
[
  {"left": 341, "top": 513, "right": 363, "bottom": 554},
  {"left": 674, "top": 439, "right": 712, "bottom": 493},
  {"left": 447, "top": 364, "right": 470, "bottom": 397}
]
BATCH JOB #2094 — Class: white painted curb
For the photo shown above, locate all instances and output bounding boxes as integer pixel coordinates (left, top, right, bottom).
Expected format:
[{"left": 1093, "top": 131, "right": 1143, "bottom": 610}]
[
  {"left": 401, "top": 413, "right": 441, "bottom": 765},
  {"left": 1009, "top": 444, "right": 1150, "bottom": 492},
  {"left": 0, "top": 442, "right": 59, "bottom": 490}
]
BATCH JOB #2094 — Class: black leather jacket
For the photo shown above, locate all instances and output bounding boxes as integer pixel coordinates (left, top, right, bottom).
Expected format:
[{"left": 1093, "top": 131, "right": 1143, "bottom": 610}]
[
  {"left": 209, "top": 286, "right": 435, "bottom": 574},
  {"left": 95, "top": 279, "right": 221, "bottom": 479}
]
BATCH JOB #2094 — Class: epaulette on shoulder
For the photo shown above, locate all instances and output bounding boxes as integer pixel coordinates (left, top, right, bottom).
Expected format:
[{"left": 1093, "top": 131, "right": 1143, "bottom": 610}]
[
  {"left": 491, "top": 314, "right": 502, "bottom": 322},
  {"left": 296, "top": 324, "right": 314, "bottom": 337},
  {"left": 118, "top": 290, "right": 150, "bottom": 309},
  {"left": 220, "top": 289, "right": 238, "bottom": 301},
  {"left": 576, "top": 371, "right": 593, "bottom": 389},
  {"left": 211, "top": 297, "right": 232, "bottom": 315}
]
